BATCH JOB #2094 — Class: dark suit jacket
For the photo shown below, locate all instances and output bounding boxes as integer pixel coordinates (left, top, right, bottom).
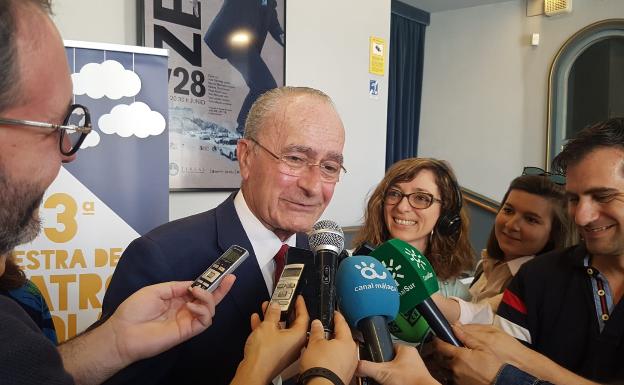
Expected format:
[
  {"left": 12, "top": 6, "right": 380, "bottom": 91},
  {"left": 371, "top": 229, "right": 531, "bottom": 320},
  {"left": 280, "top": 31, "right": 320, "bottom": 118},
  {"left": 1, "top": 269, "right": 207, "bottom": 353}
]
[{"left": 100, "top": 193, "right": 309, "bottom": 385}]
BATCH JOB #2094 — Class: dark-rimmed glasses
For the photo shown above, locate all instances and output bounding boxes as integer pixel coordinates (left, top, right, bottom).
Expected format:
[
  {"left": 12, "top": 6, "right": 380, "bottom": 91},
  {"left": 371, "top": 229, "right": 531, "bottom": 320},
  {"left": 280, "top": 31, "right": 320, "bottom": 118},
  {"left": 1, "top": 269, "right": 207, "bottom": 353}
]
[
  {"left": 522, "top": 166, "right": 566, "bottom": 185},
  {"left": 248, "top": 137, "right": 347, "bottom": 182},
  {"left": 384, "top": 189, "right": 442, "bottom": 209},
  {"left": 0, "top": 104, "right": 92, "bottom": 156}
]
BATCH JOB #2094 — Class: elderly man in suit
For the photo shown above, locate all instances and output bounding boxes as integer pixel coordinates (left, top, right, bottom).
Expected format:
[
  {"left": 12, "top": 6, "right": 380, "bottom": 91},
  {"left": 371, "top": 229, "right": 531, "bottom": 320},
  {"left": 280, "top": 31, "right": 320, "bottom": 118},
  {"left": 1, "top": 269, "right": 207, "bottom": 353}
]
[{"left": 101, "top": 86, "right": 346, "bottom": 385}]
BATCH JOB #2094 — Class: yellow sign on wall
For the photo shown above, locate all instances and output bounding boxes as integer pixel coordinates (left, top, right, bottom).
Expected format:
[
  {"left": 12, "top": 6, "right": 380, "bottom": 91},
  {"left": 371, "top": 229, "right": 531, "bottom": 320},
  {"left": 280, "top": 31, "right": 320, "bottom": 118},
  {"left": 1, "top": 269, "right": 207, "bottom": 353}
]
[{"left": 369, "top": 36, "right": 385, "bottom": 76}]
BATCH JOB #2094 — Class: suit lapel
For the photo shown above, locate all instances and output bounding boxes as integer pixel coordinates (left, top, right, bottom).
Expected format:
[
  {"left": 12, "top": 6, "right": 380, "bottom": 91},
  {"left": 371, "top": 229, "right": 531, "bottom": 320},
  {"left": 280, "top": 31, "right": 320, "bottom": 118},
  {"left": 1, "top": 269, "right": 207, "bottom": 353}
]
[
  {"left": 215, "top": 193, "right": 268, "bottom": 317},
  {"left": 296, "top": 232, "right": 310, "bottom": 250},
  {"left": 214, "top": 194, "right": 314, "bottom": 318}
]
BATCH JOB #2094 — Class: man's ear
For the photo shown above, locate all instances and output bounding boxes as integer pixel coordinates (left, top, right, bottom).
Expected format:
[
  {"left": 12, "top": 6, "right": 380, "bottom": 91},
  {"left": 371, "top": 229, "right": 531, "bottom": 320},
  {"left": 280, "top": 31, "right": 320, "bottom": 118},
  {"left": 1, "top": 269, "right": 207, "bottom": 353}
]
[{"left": 237, "top": 139, "right": 252, "bottom": 181}]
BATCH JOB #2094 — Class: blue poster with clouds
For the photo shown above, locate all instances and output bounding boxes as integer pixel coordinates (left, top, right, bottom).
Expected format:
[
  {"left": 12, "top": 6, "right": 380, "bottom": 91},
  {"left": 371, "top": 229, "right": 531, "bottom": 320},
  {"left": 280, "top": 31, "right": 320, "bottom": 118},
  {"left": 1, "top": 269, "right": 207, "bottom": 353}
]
[{"left": 12, "top": 41, "right": 169, "bottom": 342}]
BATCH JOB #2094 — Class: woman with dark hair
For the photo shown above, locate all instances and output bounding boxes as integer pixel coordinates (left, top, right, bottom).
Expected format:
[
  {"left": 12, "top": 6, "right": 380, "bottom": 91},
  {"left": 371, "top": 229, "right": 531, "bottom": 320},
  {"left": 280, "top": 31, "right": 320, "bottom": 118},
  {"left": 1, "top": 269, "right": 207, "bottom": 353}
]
[
  {"left": 433, "top": 172, "right": 577, "bottom": 325},
  {"left": 0, "top": 253, "right": 58, "bottom": 343},
  {"left": 354, "top": 157, "right": 475, "bottom": 300}
]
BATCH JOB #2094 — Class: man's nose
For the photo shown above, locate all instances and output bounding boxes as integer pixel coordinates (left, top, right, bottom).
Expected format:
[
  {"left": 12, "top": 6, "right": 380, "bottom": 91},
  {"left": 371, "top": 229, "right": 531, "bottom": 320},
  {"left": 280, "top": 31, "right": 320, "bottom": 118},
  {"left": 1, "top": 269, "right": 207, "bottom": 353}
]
[
  {"left": 297, "top": 164, "right": 324, "bottom": 195},
  {"left": 573, "top": 199, "right": 599, "bottom": 227}
]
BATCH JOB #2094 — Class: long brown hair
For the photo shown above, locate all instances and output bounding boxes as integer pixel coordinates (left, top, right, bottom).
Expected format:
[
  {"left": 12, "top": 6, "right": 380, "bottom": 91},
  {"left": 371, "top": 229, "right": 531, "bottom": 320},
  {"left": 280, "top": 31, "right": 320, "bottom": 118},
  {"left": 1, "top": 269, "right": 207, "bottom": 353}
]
[
  {"left": 354, "top": 158, "right": 474, "bottom": 280},
  {"left": 486, "top": 175, "right": 577, "bottom": 260}
]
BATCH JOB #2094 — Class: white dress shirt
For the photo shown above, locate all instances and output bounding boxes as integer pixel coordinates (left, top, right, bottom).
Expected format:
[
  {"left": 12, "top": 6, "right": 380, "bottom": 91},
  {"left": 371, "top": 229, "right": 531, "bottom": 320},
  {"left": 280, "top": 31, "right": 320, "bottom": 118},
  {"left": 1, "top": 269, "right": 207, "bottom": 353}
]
[{"left": 233, "top": 191, "right": 297, "bottom": 294}]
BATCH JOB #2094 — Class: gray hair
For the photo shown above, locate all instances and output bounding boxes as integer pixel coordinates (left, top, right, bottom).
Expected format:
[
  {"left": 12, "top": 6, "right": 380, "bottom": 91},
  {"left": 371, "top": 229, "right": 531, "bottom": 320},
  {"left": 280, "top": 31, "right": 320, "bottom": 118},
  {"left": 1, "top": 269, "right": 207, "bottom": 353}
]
[
  {"left": 243, "top": 86, "right": 335, "bottom": 140},
  {"left": 0, "top": 0, "right": 52, "bottom": 113}
]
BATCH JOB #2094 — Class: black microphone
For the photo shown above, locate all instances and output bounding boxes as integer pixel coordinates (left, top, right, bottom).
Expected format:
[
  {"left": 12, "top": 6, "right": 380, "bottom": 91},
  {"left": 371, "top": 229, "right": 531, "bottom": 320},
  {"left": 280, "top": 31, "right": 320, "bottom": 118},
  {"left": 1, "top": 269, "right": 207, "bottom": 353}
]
[{"left": 308, "top": 219, "right": 344, "bottom": 336}]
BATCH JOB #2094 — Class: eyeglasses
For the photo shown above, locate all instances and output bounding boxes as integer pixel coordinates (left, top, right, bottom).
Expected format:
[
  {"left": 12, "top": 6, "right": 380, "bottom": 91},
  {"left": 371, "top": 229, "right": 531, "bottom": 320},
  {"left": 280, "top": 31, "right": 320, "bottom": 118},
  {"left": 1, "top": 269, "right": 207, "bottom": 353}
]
[
  {"left": 248, "top": 137, "right": 347, "bottom": 182},
  {"left": 0, "top": 104, "right": 92, "bottom": 156},
  {"left": 384, "top": 189, "right": 442, "bottom": 209},
  {"left": 522, "top": 166, "right": 566, "bottom": 185}
]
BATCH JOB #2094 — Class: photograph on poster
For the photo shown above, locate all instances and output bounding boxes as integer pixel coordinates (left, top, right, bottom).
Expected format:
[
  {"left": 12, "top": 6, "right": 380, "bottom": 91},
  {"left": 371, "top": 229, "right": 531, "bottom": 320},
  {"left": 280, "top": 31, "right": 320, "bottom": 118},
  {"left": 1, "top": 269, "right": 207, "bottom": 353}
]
[{"left": 140, "top": 0, "right": 285, "bottom": 190}]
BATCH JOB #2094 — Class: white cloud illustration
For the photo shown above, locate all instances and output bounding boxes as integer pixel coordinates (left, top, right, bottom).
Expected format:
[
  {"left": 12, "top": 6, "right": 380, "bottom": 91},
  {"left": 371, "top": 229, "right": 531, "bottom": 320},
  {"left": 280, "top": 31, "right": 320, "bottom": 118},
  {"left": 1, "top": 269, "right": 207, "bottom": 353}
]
[
  {"left": 80, "top": 130, "right": 101, "bottom": 149},
  {"left": 98, "top": 102, "right": 166, "bottom": 138},
  {"left": 72, "top": 60, "right": 141, "bottom": 100}
]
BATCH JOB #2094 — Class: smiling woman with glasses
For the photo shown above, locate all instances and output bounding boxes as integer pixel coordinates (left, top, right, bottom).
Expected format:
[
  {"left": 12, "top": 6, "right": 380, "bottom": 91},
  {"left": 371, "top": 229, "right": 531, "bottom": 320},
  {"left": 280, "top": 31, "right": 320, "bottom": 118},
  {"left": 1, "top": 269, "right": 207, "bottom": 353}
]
[
  {"left": 353, "top": 157, "right": 475, "bottom": 344},
  {"left": 0, "top": 104, "right": 92, "bottom": 156}
]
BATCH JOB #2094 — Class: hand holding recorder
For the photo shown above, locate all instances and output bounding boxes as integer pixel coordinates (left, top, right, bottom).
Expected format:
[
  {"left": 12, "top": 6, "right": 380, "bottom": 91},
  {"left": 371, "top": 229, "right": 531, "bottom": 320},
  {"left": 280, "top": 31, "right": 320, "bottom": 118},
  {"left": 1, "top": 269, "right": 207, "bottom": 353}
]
[{"left": 230, "top": 297, "right": 310, "bottom": 385}]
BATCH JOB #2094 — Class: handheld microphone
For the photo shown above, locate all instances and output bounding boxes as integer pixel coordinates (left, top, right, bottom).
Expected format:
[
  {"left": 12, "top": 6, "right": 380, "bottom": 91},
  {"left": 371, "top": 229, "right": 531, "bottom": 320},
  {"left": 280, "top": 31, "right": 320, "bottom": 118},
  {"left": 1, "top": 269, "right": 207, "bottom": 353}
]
[
  {"left": 336, "top": 255, "right": 399, "bottom": 363},
  {"left": 371, "top": 239, "right": 463, "bottom": 347},
  {"left": 308, "top": 219, "right": 344, "bottom": 336}
]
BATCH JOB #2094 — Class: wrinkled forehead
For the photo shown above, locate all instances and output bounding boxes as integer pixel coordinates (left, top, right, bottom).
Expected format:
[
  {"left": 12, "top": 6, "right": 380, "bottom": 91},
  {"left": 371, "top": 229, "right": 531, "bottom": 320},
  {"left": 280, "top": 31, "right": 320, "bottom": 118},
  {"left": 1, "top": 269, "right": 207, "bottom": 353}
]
[{"left": 259, "top": 95, "right": 345, "bottom": 157}]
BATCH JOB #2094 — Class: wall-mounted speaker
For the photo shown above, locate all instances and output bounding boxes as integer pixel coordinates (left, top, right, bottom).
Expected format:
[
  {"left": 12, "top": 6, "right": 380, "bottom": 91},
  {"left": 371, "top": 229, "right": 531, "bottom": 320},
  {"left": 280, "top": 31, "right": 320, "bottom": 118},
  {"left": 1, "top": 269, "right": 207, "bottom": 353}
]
[{"left": 544, "top": 0, "right": 572, "bottom": 16}]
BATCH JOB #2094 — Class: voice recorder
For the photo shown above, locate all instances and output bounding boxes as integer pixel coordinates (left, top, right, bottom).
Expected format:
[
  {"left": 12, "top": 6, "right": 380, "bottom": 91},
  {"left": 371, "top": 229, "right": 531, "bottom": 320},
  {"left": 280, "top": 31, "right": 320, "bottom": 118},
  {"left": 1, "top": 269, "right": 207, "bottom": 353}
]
[
  {"left": 270, "top": 263, "right": 306, "bottom": 325},
  {"left": 191, "top": 245, "right": 249, "bottom": 292}
]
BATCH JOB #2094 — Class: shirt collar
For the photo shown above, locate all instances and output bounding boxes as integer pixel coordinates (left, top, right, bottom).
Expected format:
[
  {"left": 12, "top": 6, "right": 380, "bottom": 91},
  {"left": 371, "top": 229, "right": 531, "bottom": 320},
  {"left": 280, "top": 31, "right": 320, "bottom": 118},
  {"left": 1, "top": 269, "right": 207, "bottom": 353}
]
[
  {"left": 233, "top": 190, "right": 296, "bottom": 270},
  {"left": 480, "top": 250, "right": 533, "bottom": 276},
  {"left": 506, "top": 256, "right": 534, "bottom": 275}
]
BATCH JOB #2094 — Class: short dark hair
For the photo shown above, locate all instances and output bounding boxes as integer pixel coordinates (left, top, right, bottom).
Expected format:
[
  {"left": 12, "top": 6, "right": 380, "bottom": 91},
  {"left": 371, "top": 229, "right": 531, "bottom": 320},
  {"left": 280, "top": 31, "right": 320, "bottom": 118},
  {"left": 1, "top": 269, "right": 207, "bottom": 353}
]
[
  {"left": 486, "top": 174, "right": 577, "bottom": 260},
  {"left": 0, "top": 0, "right": 52, "bottom": 113},
  {"left": 552, "top": 118, "right": 624, "bottom": 175}
]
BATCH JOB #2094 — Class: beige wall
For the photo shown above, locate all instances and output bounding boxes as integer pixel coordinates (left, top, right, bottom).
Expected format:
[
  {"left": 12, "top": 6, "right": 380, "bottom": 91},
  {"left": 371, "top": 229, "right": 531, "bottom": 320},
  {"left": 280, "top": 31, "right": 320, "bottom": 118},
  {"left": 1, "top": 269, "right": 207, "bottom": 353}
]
[
  {"left": 52, "top": 0, "right": 137, "bottom": 45},
  {"left": 418, "top": 0, "right": 624, "bottom": 201}
]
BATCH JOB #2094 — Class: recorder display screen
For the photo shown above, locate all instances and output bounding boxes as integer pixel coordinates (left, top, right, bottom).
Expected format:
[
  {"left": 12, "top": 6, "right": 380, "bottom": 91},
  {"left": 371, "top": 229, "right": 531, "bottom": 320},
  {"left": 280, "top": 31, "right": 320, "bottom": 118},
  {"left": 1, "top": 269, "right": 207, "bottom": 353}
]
[
  {"left": 281, "top": 267, "right": 301, "bottom": 278},
  {"left": 222, "top": 248, "right": 243, "bottom": 263}
]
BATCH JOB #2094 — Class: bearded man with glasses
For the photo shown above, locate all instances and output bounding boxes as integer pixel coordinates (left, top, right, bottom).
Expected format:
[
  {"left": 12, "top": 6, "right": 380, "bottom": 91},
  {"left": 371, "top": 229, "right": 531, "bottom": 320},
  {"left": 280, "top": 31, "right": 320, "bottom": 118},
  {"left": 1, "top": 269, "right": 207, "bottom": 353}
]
[
  {"left": 100, "top": 86, "right": 346, "bottom": 385},
  {"left": 0, "top": 1, "right": 235, "bottom": 384}
]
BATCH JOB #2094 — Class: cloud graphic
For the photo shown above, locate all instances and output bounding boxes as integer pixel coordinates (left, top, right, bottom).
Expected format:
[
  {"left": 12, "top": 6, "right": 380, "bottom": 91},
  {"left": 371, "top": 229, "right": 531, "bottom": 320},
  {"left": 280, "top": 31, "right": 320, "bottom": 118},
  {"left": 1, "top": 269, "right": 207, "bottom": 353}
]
[
  {"left": 80, "top": 130, "right": 101, "bottom": 149},
  {"left": 72, "top": 60, "right": 141, "bottom": 100},
  {"left": 98, "top": 102, "right": 166, "bottom": 139}
]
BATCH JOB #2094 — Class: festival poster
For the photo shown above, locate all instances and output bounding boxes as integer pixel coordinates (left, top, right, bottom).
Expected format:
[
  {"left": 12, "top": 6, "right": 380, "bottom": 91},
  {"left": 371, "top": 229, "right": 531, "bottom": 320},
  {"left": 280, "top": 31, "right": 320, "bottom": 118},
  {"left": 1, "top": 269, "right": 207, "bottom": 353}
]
[
  {"left": 141, "top": 0, "right": 285, "bottom": 190},
  {"left": 11, "top": 41, "right": 169, "bottom": 342}
]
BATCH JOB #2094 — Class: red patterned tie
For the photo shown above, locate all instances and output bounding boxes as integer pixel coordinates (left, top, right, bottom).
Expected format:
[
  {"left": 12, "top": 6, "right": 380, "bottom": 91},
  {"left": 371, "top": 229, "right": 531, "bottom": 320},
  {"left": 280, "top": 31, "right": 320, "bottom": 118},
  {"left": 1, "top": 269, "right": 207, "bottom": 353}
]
[{"left": 273, "top": 244, "right": 289, "bottom": 290}]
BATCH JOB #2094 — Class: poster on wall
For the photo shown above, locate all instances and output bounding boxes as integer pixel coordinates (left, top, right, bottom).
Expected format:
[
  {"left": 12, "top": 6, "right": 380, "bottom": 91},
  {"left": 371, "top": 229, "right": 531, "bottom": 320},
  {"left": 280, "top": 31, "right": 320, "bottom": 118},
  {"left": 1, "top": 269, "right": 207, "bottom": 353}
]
[
  {"left": 12, "top": 41, "right": 169, "bottom": 342},
  {"left": 140, "top": 0, "right": 285, "bottom": 190}
]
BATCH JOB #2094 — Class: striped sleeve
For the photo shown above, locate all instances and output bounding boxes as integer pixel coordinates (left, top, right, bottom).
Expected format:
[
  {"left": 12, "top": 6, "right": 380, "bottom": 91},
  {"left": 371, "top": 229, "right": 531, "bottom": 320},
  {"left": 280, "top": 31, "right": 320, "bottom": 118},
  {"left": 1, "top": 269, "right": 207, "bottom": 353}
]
[{"left": 495, "top": 275, "right": 533, "bottom": 344}]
